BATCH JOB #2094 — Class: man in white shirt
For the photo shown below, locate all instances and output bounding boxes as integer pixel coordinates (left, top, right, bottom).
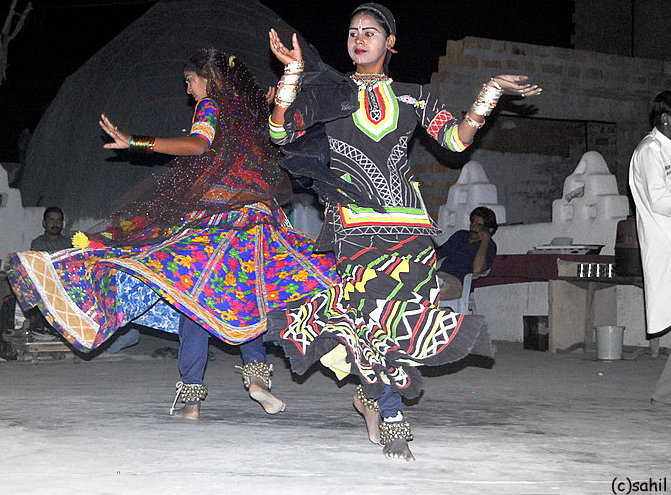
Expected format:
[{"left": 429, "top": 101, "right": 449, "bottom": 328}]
[{"left": 629, "top": 90, "right": 671, "bottom": 404}]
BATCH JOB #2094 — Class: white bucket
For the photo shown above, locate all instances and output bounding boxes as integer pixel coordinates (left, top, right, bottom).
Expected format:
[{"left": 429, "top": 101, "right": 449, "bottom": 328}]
[{"left": 594, "top": 325, "right": 625, "bottom": 360}]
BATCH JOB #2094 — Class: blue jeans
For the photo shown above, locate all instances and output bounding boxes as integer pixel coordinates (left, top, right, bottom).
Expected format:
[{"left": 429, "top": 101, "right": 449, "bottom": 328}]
[
  {"left": 106, "top": 327, "right": 140, "bottom": 354},
  {"left": 178, "top": 315, "right": 266, "bottom": 385}
]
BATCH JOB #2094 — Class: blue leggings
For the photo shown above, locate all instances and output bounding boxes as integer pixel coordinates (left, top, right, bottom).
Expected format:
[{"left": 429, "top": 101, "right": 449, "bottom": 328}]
[
  {"left": 178, "top": 316, "right": 403, "bottom": 418},
  {"left": 378, "top": 385, "right": 403, "bottom": 420},
  {"left": 178, "top": 316, "right": 266, "bottom": 385}
]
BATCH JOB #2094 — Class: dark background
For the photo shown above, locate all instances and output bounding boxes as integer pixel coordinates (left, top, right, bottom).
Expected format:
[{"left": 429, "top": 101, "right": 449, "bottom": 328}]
[{"left": 0, "top": 0, "right": 574, "bottom": 162}]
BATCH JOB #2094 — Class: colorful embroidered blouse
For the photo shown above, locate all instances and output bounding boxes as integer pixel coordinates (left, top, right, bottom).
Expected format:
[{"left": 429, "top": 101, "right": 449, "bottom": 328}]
[
  {"left": 190, "top": 97, "right": 219, "bottom": 146},
  {"left": 271, "top": 76, "right": 469, "bottom": 240}
]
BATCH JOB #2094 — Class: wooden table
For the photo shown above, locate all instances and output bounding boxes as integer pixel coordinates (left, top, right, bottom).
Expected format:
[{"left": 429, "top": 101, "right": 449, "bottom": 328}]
[
  {"left": 552, "top": 275, "right": 649, "bottom": 355},
  {"left": 6, "top": 333, "right": 79, "bottom": 364}
]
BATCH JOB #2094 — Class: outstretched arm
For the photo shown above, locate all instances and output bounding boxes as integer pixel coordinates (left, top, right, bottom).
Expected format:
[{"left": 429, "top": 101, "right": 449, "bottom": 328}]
[
  {"left": 99, "top": 114, "right": 209, "bottom": 156},
  {"left": 268, "top": 29, "right": 303, "bottom": 127},
  {"left": 457, "top": 75, "right": 542, "bottom": 145}
]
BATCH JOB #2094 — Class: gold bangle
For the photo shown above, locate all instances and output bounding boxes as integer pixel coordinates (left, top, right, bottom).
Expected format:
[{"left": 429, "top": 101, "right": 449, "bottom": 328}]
[{"left": 464, "top": 114, "right": 485, "bottom": 129}]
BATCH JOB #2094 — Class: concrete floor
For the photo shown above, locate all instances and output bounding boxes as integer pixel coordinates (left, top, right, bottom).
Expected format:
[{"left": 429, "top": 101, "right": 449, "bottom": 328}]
[{"left": 1, "top": 331, "right": 670, "bottom": 495}]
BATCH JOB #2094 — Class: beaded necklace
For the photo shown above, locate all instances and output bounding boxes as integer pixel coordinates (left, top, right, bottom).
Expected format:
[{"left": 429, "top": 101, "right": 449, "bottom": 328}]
[{"left": 351, "top": 72, "right": 391, "bottom": 90}]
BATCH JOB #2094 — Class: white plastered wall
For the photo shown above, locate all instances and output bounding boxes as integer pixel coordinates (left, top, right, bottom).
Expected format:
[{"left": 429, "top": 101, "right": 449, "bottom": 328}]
[
  {"left": 0, "top": 166, "right": 43, "bottom": 269},
  {"left": 434, "top": 152, "right": 670, "bottom": 348}
]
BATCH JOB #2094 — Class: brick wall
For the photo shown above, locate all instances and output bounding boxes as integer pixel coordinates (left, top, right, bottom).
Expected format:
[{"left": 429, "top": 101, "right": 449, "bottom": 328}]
[{"left": 410, "top": 36, "right": 671, "bottom": 222}]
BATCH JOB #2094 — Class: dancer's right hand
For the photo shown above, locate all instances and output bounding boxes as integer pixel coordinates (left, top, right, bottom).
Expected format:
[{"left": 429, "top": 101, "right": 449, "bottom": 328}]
[
  {"left": 269, "top": 29, "right": 303, "bottom": 66},
  {"left": 99, "top": 114, "right": 131, "bottom": 149}
]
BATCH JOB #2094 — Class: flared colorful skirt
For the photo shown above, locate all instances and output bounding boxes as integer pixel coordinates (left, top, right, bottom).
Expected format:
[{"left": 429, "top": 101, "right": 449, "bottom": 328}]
[
  {"left": 266, "top": 234, "right": 493, "bottom": 399},
  {"left": 6, "top": 205, "right": 337, "bottom": 352}
]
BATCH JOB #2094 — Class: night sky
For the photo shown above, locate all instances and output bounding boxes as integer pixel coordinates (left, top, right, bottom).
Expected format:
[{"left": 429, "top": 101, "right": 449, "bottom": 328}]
[{"left": 0, "top": 0, "right": 574, "bottom": 162}]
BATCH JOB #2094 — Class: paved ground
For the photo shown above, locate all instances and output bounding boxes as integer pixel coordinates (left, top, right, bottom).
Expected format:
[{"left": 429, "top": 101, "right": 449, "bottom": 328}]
[{"left": 1, "top": 330, "right": 670, "bottom": 495}]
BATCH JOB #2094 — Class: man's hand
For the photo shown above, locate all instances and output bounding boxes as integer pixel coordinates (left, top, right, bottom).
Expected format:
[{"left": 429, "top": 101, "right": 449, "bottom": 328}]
[{"left": 469, "top": 223, "right": 492, "bottom": 243}]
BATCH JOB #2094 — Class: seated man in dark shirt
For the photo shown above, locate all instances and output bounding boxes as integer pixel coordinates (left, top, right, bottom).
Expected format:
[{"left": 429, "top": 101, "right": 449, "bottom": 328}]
[
  {"left": 435, "top": 206, "right": 498, "bottom": 300},
  {"left": 29, "top": 207, "right": 140, "bottom": 354},
  {"left": 30, "top": 206, "right": 72, "bottom": 252},
  {"left": 6, "top": 207, "right": 71, "bottom": 337}
]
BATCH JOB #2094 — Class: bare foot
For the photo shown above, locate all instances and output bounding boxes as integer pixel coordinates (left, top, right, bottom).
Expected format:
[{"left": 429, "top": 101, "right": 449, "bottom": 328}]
[
  {"left": 383, "top": 438, "right": 415, "bottom": 461},
  {"left": 171, "top": 403, "right": 200, "bottom": 420},
  {"left": 248, "top": 377, "right": 286, "bottom": 414},
  {"left": 353, "top": 394, "right": 381, "bottom": 445}
]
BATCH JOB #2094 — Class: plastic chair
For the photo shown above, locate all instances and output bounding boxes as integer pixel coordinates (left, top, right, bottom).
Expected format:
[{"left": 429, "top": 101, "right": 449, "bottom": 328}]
[
  {"left": 437, "top": 267, "right": 490, "bottom": 314},
  {"left": 439, "top": 272, "right": 476, "bottom": 314}
]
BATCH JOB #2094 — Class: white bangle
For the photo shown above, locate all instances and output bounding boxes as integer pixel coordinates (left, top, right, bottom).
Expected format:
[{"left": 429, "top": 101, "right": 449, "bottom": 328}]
[
  {"left": 284, "top": 60, "right": 304, "bottom": 75},
  {"left": 275, "top": 67, "right": 302, "bottom": 108},
  {"left": 470, "top": 84, "right": 503, "bottom": 116}
]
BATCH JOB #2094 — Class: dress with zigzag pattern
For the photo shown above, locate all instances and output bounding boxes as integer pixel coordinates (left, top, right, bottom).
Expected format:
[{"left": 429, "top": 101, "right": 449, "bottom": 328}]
[{"left": 267, "top": 72, "right": 494, "bottom": 399}]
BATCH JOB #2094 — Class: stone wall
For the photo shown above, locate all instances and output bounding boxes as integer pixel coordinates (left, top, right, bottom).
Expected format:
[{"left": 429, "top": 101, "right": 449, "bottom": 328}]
[{"left": 410, "top": 36, "right": 671, "bottom": 222}]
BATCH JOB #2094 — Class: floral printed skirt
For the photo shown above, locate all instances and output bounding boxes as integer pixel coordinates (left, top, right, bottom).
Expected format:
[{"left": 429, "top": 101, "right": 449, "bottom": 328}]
[{"left": 6, "top": 205, "right": 337, "bottom": 352}]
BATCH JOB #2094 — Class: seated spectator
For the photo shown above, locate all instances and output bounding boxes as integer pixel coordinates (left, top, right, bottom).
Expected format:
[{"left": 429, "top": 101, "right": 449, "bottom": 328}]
[
  {"left": 12, "top": 207, "right": 71, "bottom": 336},
  {"left": 28, "top": 207, "right": 142, "bottom": 352},
  {"left": 435, "top": 206, "right": 498, "bottom": 300},
  {"left": 30, "top": 206, "right": 71, "bottom": 252}
]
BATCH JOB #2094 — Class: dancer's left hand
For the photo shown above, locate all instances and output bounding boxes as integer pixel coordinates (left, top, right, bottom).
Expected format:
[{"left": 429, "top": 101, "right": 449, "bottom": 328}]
[
  {"left": 99, "top": 114, "right": 131, "bottom": 149},
  {"left": 265, "top": 86, "right": 276, "bottom": 105},
  {"left": 491, "top": 75, "right": 542, "bottom": 97}
]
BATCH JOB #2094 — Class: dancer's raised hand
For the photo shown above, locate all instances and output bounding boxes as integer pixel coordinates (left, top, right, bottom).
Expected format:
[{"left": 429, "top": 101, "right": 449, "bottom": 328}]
[{"left": 269, "top": 29, "right": 302, "bottom": 66}]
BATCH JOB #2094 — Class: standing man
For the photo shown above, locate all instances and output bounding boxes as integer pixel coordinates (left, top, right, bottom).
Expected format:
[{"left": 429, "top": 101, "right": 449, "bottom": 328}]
[
  {"left": 629, "top": 90, "right": 671, "bottom": 404},
  {"left": 435, "top": 206, "right": 498, "bottom": 300},
  {"left": 30, "top": 206, "right": 71, "bottom": 252}
]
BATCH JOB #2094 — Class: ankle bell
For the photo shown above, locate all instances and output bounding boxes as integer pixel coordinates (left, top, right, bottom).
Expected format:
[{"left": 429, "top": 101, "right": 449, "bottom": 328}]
[
  {"left": 356, "top": 384, "right": 380, "bottom": 411},
  {"left": 169, "top": 381, "right": 208, "bottom": 415},
  {"left": 378, "top": 420, "right": 413, "bottom": 445},
  {"left": 240, "top": 360, "right": 273, "bottom": 389}
]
